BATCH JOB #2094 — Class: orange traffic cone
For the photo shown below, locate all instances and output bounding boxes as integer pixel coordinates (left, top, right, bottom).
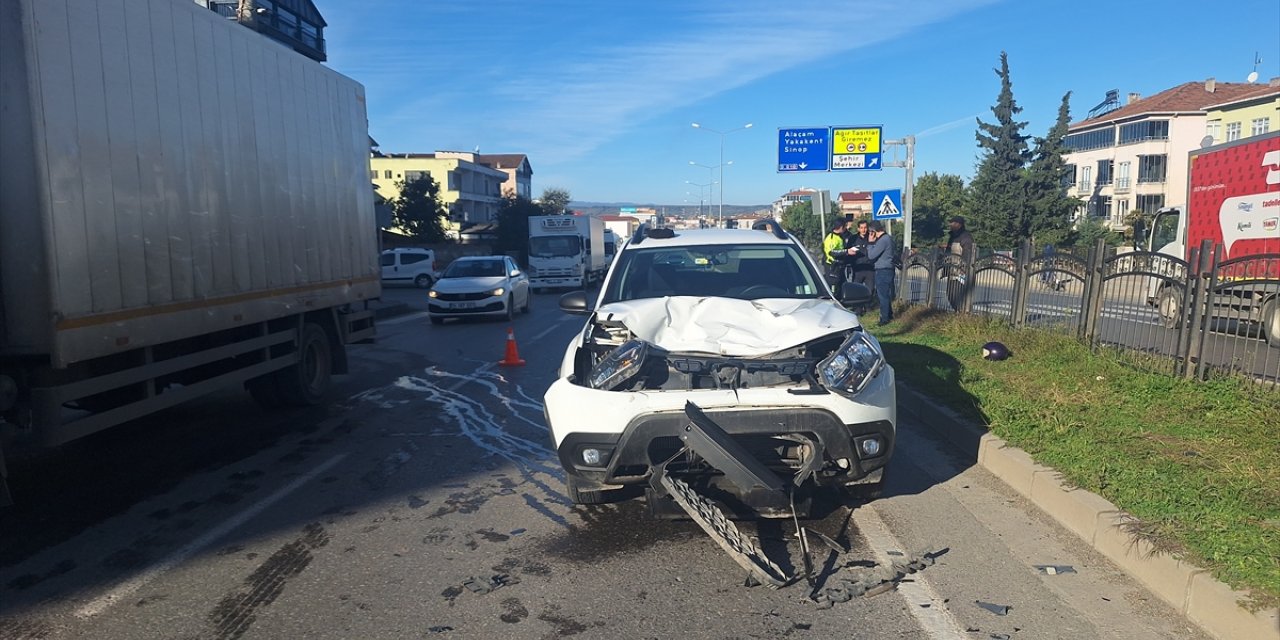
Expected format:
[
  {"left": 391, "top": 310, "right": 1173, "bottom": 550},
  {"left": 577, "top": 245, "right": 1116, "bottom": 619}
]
[{"left": 499, "top": 327, "right": 526, "bottom": 367}]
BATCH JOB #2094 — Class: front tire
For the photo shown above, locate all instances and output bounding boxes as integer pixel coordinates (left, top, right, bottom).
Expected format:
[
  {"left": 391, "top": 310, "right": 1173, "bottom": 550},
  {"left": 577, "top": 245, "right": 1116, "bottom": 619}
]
[
  {"left": 276, "top": 323, "right": 333, "bottom": 406},
  {"left": 1157, "top": 286, "right": 1184, "bottom": 329},
  {"left": 414, "top": 274, "right": 433, "bottom": 289},
  {"left": 1262, "top": 298, "right": 1280, "bottom": 349},
  {"left": 521, "top": 291, "right": 531, "bottom": 314},
  {"left": 504, "top": 295, "right": 515, "bottom": 321}
]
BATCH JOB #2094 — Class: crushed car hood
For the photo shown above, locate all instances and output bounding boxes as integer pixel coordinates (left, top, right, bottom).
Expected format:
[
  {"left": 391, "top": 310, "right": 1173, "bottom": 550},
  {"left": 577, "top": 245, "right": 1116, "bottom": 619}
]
[{"left": 594, "top": 296, "right": 860, "bottom": 357}]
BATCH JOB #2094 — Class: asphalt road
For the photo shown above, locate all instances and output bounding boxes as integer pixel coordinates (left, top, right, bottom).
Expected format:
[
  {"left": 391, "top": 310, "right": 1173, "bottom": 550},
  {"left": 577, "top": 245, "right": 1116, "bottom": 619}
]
[{"left": 0, "top": 287, "right": 1212, "bottom": 640}]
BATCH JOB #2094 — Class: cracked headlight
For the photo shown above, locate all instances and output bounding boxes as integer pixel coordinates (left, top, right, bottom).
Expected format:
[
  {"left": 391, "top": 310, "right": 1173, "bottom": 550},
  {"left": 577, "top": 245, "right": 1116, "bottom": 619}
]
[
  {"left": 817, "top": 332, "right": 884, "bottom": 396},
  {"left": 589, "top": 340, "right": 649, "bottom": 390}
]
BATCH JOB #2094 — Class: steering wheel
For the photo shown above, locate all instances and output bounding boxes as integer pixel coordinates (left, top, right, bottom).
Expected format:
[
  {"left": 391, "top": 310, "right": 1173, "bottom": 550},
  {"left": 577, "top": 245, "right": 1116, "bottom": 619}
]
[{"left": 737, "top": 284, "right": 790, "bottom": 298}]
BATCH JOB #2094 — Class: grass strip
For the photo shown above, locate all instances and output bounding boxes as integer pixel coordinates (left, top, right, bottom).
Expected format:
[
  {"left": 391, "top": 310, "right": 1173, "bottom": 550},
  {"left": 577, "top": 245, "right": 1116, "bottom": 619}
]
[{"left": 871, "top": 304, "right": 1280, "bottom": 609}]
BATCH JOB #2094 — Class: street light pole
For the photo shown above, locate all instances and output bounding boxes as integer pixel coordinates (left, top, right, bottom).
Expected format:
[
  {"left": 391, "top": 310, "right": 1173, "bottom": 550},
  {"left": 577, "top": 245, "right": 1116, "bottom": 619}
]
[
  {"left": 686, "top": 180, "right": 716, "bottom": 221},
  {"left": 692, "top": 122, "right": 752, "bottom": 227}
]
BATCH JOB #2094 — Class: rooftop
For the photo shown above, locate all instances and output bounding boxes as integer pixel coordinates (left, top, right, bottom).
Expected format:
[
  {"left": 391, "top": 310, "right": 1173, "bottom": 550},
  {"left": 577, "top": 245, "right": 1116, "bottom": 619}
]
[{"left": 1069, "top": 80, "right": 1269, "bottom": 130}]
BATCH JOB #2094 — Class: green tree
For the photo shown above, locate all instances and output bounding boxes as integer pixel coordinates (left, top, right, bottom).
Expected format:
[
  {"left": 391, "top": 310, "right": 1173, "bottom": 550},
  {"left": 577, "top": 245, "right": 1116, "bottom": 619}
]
[
  {"left": 779, "top": 200, "right": 823, "bottom": 256},
  {"left": 392, "top": 175, "right": 448, "bottom": 243},
  {"left": 1025, "top": 92, "right": 1078, "bottom": 247},
  {"left": 969, "top": 51, "right": 1031, "bottom": 250},
  {"left": 494, "top": 195, "right": 542, "bottom": 264},
  {"left": 538, "top": 187, "right": 573, "bottom": 215},
  {"left": 1073, "top": 217, "right": 1122, "bottom": 248},
  {"left": 912, "top": 173, "right": 967, "bottom": 248}
]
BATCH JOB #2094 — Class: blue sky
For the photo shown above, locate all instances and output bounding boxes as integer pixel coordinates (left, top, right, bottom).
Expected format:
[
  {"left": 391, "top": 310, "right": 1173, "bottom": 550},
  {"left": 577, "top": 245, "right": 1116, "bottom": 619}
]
[{"left": 320, "top": 0, "right": 1280, "bottom": 207}]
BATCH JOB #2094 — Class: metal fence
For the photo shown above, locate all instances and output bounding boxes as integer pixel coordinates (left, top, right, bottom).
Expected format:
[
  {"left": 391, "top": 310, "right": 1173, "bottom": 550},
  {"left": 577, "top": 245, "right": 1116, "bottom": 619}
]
[{"left": 899, "top": 239, "right": 1280, "bottom": 387}]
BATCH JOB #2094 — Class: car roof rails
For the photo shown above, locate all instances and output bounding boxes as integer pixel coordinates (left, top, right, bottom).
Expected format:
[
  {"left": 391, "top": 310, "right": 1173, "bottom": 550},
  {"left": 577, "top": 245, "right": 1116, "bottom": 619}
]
[
  {"left": 630, "top": 223, "right": 648, "bottom": 246},
  {"left": 751, "top": 218, "right": 788, "bottom": 240}
]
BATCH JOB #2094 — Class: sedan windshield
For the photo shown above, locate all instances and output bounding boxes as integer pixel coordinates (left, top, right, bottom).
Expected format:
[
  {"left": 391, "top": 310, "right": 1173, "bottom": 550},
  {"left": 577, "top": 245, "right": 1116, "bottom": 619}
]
[
  {"left": 601, "top": 244, "right": 824, "bottom": 304},
  {"left": 443, "top": 260, "right": 505, "bottom": 278}
]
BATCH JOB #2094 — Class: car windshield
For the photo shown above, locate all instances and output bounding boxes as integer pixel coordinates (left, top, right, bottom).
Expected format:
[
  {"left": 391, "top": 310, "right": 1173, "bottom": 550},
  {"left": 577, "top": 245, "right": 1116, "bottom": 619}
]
[
  {"left": 529, "top": 235, "right": 582, "bottom": 258},
  {"left": 443, "top": 260, "right": 505, "bottom": 278},
  {"left": 601, "top": 243, "right": 824, "bottom": 304}
]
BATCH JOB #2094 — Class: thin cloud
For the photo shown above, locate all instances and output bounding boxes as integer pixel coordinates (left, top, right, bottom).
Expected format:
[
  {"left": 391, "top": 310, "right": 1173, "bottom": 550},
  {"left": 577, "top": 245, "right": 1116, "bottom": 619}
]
[
  {"left": 327, "top": 1, "right": 999, "bottom": 163},
  {"left": 915, "top": 113, "right": 986, "bottom": 138}
]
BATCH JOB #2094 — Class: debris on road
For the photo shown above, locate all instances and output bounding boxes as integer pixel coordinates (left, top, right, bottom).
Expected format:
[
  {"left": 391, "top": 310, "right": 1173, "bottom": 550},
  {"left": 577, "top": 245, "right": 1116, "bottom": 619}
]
[
  {"left": 459, "top": 573, "right": 520, "bottom": 596},
  {"left": 427, "top": 626, "right": 454, "bottom": 634},
  {"left": 975, "top": 600, "right": 1012, "bottom": 616},
  {"left": 1035, "top": 564, "right": 1076, "bottom": 575}
]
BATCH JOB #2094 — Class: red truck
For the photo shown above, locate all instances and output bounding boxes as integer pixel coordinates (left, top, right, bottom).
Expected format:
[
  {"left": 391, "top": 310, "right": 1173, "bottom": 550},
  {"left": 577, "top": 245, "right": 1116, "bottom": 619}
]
[{"left": 1147, "top": 131, "right": 1280, "bottom": 345}]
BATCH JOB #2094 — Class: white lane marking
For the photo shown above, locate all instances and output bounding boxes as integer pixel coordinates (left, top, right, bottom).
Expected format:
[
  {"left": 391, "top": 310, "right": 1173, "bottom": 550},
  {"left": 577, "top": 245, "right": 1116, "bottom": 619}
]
[
  {"left": 850, "top": 503, "right": 968, "bottom": 640},
  {"left": 382, "top": 311, "right": 430, "bottom": 326},
  {"left": 527, "top": 319, "right": 568, "bottom": 344},
  {"left": 75, "top": 453, "right": 348, "bottom": 619}
]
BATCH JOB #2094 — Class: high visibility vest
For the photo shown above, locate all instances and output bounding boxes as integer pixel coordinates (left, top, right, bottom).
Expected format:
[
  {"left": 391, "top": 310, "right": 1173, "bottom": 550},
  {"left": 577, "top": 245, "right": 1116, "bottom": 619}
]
[{"left": 823, "top": 232, "right": 845, "bottom": 265}]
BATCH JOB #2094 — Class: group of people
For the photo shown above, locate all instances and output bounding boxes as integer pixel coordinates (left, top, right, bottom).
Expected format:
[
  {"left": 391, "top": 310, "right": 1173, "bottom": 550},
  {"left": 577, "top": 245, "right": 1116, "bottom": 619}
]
[{"left": 823, "top": 217, "right": 896, "bottom": 325}]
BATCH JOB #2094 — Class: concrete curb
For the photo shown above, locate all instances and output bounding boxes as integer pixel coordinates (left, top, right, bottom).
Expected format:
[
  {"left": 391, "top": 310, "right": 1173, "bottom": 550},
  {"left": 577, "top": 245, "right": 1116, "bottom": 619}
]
[{"left": 895, "top": 382, "right": 1280, "bottom": 640}]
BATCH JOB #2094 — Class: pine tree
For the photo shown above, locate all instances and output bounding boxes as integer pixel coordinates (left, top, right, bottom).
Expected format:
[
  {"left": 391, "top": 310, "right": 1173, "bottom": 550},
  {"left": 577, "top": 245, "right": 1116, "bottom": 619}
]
[
  {"left": 392, "top": 175, "right": 449, "bottom": 243},
  {"left": 969, "top": 51, "right": 1031, "bottom": 249},
  {"left": 1025, "top": 92, "right": 1079, "bottom": 247}
]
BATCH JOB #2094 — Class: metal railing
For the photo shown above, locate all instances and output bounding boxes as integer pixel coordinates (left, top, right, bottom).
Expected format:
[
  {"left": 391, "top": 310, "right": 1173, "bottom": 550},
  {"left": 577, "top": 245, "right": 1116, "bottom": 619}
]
[{"left": 899, "top": 239, "right": 1280, "bottom": 387}]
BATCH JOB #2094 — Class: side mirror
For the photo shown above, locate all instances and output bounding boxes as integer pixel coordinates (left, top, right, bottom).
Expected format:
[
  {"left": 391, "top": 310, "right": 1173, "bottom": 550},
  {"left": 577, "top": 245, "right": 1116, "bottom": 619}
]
[
  {"left": 559, "top": 290, "right": 593, "bottom": 315},
  {"left": 841, "top": 282, "right": 873, "bottom": 307},
  {"left": 510, "top": 269, "right": 521, "bottom": 277}
]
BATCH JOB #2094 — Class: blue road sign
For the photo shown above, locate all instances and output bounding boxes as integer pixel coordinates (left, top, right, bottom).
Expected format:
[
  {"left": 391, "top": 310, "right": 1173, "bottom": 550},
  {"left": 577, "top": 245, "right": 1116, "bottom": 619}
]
[
  {"left": 872, "top": 189, "right": 903, "bottom": 220},
  {"left": 777, "top": 127, "right": 830, "bottom": 172}
]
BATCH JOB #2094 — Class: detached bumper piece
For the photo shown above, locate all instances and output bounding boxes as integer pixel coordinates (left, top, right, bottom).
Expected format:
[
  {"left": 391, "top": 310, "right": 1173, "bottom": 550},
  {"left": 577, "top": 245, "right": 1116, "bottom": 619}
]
[{"left": 649, "top": 402, "right": 798, "bottom": 588}]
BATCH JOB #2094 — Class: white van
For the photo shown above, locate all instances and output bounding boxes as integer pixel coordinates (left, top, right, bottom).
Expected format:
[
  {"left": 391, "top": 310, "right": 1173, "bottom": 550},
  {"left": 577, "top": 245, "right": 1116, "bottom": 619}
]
[{"left": 380, "top": 248, "right": 437, "bottom": 288}]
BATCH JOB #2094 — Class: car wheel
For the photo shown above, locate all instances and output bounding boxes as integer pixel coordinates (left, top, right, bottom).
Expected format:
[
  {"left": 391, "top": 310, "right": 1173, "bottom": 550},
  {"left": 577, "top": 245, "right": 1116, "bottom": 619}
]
[
  {"left": 521, "top": 291, "right": 531, "bottom": 314},
  {"left": 429, "top": 316, "right": 444, "bottom": 326},
  {"left": 414, "top": 274, "right": 433, "bottom": 289},
  {"left": 565, "top": 476, "right": 611, "bottom": 505},
  {"left": 504, "top": 295, "right": 515, "bottom": 321}
]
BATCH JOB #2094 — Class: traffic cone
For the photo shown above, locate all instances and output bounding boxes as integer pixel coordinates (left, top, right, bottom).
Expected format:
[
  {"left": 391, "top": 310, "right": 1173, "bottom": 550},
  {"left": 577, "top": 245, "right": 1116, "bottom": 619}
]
[{"left": 499, "top": 327, "right": 526, "bottom": 367}]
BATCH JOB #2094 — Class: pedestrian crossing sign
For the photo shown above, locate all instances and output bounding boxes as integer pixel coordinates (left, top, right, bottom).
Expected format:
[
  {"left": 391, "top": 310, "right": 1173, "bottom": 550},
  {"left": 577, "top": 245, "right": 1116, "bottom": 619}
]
[{"left": 872, "top": 189, "right": 902, "bottom": 220}]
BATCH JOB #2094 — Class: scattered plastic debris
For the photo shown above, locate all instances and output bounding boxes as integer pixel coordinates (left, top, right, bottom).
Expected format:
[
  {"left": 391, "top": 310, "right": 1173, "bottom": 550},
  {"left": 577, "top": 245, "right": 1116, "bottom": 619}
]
[
  {"left": 1035, "top": 564, "right": 1077, "bottom": 575},
  {"left": 809, "top": 548, "right": 943, "bottom": 608},
  {"left": 460, "top": 574, "right": 520, "bottom": 595},
  {"left": 428, "top": 626, "right": 454, "bottom": 634},
  {"left": 989, "top": 634, "right": 1011, "bottom": 640},
  {"left": 510, "top": 528, "right": 527, "bottom": 536},
  {"left": 975, "top": 600, "right": 1011, "bottom": 616}
]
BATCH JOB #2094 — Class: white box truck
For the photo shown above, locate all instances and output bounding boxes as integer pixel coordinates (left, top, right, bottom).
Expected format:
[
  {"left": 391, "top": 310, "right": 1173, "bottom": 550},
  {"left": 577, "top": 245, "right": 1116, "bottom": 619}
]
[
  {"left": 0, "top": 0, "right": 380, "bottom": 503},
  {"left": 528, "top": 216, "right": 606, "bottom": 290}
]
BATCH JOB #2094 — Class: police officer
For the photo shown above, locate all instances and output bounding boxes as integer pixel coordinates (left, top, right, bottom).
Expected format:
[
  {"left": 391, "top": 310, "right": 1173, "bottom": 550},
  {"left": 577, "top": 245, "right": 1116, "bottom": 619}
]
[{"left": 823, "top": 219, "right": 855, "bottom": 298}]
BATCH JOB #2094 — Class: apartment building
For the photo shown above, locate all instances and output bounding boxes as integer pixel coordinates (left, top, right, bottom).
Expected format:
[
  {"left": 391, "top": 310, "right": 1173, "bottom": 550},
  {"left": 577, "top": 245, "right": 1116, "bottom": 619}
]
[
  {"left": 772, "top": 189, "right": 817, "bottom": 216},
  {"left": 475, "top": 154, "right": 533, "bottom": 199},
  {"left": 199, "top": 0, "right": 327, "bottom": 62},
  {"left": 370, "top": 152, "right": 507, "bottom": 225},
  {"left": 838, "top": 191, "right": 873, "bottom": 218},
  {"left": 1204, "top": 81, "right": 1279, "bottom": 144},
  {"left": 1063, "top": 79, "right": 1268, "bottom": 230}
]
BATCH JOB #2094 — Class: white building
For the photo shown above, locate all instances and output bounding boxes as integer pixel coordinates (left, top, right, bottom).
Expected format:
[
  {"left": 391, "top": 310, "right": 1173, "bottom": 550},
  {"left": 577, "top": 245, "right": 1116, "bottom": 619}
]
[{"left": 1063, "top": 79, "right": 1269, "bottom": 230}]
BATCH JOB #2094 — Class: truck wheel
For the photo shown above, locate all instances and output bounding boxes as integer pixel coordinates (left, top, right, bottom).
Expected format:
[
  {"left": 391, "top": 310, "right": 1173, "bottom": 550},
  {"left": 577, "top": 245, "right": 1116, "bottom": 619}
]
[
  {"left": 1157, "top": 287, "right": 1184, "bottom": 329},
  {"left": 1263, "top": 299, "right": 1280, "bottom": 349},
  {"left": 277, "top": 323, "right": 333, "bottom": 406},
  {"left": 414, "top": 274, "right": 433, "bottom": 289},
  {"left": 565, "top": 476, "right": 611, "bottom": 505}
]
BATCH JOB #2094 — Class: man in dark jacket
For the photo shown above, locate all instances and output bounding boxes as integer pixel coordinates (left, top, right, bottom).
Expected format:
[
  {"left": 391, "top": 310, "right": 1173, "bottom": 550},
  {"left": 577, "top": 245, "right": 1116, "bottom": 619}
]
[
  {"left": 850, "top": 219, "right": 874, "bottom": 291},
  {"left": 944, "top": 216, "right": 975, "bottom": 311},
  {"left": 864, "top": 221, "right": 895, "bottom": 325}
]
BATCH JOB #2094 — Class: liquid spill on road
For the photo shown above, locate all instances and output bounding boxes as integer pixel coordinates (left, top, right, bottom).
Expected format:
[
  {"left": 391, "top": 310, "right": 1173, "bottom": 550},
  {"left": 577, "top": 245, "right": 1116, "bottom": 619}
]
[{"left": 351, "top": 367, "right": 573, "bottom": 528}]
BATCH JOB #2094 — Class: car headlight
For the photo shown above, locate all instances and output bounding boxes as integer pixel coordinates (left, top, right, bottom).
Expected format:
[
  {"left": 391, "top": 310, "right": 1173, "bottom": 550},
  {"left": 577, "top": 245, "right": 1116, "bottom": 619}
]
[
  {"left": 428, "top": 290, "right": 439, "bottom": 298},
  {"left": 817, "top": 332, "right": 884, "bottom": 396},
  {"left": 588, "top": 340, "right": 649, "bottom": 390},
  {"left": 492, "top": 287, "right": 506, "bottom": 297}
]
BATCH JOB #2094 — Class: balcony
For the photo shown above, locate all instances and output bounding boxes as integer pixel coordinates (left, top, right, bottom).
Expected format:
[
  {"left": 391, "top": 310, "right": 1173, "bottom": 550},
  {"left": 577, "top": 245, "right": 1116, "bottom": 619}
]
[
  {"left": 1077, "top": 180, "right": 1092, "bottom": 194},
  {"left": 1114, "top": 177, "right": 1131, "bottom": 193}
]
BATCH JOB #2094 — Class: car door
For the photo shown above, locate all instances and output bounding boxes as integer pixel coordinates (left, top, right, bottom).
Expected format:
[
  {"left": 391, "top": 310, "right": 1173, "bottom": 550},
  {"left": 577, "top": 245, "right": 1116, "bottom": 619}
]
[{"left": 380, "top": 252, "right": 399, "bottom": 281}]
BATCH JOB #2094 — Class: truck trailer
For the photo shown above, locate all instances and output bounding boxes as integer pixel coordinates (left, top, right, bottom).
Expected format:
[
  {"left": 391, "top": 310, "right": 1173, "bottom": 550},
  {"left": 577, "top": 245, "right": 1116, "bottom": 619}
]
[
  {"left": 527, "top": 215, "right": 606, "bottom": 290},
  {"left": 0, "top": 0, "right": 380, "bottom": 503},
  {"left": 1146, "top": 132, "right": 1280, "bottom": 345}
]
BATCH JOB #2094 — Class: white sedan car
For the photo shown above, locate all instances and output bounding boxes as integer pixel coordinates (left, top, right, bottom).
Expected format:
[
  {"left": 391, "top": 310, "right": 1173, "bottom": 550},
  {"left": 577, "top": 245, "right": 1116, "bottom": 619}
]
[{"left": 427, "top": 256, "right": 531, "bottom": 324}]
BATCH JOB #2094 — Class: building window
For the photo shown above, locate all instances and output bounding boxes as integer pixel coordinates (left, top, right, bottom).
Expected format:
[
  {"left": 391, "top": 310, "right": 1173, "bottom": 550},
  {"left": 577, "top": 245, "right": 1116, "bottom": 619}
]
[
  {"left": 1096, "top": 159, "right": 1113, "bottom": 186},
  {"left": 1080, "top": 165, "right": 1092, "bottom": 192},
  {"left": 1118, "top": 120, "right": 1170, "bottom": 144},
  {"left": 1206, "top": 119, "right": 1222, "bottom": 142},
  {"left": 448, "top": 171, "right": 459, "bottom": 191},
  {"left": 383, "top": 170, "right": 392, "bottom": 179},
  {"left": 1088, "top": 195, "right": 1111, "bottom": 218},
  {"left": 1252, "top": 117, "right": 1271, "bottom": 136},
  {"left": 1226, "top": 122, "right": 1242, "bottom": 141},
  {"left": 1136, "top": 194, "right": 1165, "bottom": 214},
  {"left": 276, "top": 8, "right": 299, "bottom": 37},
  {"left": 1117, "top": 198, "right": 1130, "bottom": 221},
  {"left": 1137, "top": 155, "right": 1166, "bottom": 183},
  {"left": 301, "top": 21, "right": 320, "bottom": 48},
  {"left": 370, "top": 170, "right": 377, "bottom": 180},
  {"left": 1062, "top": 164, "right": 1077, "bottom": 189},
  {"left": 405, "top": 170, "right": 427, "bottom": 182},
  {"left": 1116, "top": 161, "right": 1131, "bottom": 190},
  {"left": 1064, "top": 126, "right": 1115, "bottom": 152}
]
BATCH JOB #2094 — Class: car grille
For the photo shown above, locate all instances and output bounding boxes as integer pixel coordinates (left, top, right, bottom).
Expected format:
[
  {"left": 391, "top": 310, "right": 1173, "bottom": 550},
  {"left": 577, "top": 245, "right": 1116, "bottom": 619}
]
[{"left": 435, "top": 292, "right": 490, "bottom": 301}]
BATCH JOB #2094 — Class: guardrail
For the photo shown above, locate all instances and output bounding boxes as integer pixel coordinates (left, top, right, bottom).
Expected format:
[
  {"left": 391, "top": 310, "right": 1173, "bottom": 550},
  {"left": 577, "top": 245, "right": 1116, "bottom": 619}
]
[{"left": 899, "top": 239, "right": 1280, "bottom": 387}]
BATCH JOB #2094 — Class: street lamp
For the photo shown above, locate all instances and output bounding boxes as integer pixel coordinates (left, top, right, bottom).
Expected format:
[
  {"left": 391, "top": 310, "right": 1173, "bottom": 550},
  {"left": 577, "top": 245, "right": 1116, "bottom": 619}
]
[
  {"left": 692, "top": 122, "right": 753, "bottom": 226},
  {"left": 685, "top": 180, "right": 716, "bottom": 219}
]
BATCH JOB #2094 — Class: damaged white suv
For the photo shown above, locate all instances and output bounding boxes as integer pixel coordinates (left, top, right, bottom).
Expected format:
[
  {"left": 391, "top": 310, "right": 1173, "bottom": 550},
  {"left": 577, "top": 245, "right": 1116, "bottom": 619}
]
[{"left": 543, "top": 220, "right": 895, "bottom": 514}]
